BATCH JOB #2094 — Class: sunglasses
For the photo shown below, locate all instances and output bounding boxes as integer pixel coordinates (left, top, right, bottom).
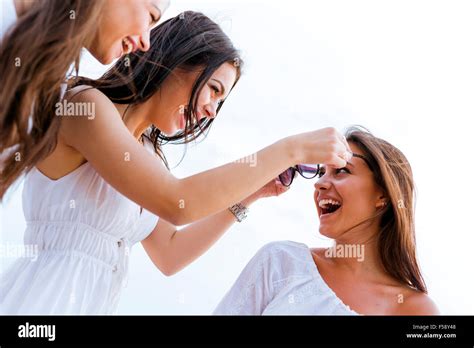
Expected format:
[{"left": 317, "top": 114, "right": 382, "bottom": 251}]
[
  {"left": 278, "top": 154, "right": 372, "bottom": 187},
  {"left": 278, "top": 164, "right": 320, "bottom": 187}
]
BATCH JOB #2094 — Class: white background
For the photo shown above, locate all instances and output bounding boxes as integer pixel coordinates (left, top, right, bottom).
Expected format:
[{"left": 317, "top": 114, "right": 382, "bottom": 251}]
[{"left": 1, "top": 0, "right": 473, "bottom": 314}]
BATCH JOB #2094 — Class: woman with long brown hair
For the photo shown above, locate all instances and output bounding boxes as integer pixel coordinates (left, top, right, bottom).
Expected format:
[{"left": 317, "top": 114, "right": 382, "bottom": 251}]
[
  {"left": 0, "top": 0, "right": 169, "bottom": 198},
  {"left": 214, "top": 126, "right": 439, "bottom": 315}
]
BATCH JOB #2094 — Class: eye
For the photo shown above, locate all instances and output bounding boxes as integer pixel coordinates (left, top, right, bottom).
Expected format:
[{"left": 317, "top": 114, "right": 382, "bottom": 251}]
[
  {"left": 336, "top": 167, "right": 350, "bottom": 175},
  {"left": 211, "top": 85, "right": 220, "bottom": 94},
  {"left": 149, "top": 13, "right": 159, "bottom": 26},
  {"left": 317, "top": 169, "right": 326, "bottom": 178}
]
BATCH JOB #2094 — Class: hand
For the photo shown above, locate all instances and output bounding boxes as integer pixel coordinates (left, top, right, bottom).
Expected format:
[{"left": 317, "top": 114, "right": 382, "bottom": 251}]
[
  {"left": 243, "top": 178, "right": 290, "bottom": 206},
  {"left": 286, "top": 127, "right": 353, "bottom": 168}
]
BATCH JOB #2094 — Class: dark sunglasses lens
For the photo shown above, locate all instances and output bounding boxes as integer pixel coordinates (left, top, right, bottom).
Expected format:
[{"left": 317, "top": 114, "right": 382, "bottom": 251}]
[
  {"left": 297, "top": 164, "right": 319, "bottom": 179},
  {"left": 278, "top": 168, "right": 294, "bottom": 186}
]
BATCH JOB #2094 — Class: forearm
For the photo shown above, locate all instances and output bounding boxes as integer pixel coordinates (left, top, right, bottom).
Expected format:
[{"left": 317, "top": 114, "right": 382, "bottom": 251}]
[
  {"left": 173, "top": 138, "right": 296, "bottom": 224},
  {"left": 160, "top": 196, "right": 257, "bottom": 275}
]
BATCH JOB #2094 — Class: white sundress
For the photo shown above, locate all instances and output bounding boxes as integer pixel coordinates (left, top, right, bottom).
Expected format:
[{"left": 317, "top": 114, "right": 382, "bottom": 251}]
[{"left": 0, "top": 140, "right": 160, "bottom": 314}]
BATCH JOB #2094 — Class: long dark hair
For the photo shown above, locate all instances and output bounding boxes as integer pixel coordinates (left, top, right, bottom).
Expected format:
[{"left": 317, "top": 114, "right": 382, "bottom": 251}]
[
  {"left": 75, "top": 11, "right": 243, "bottom": 168},
  {"left": 0, "top": 0, "right": 104, "bottom": 200},
  {"left": 344, "top": 126, "right": 427, "bottom": 293}
]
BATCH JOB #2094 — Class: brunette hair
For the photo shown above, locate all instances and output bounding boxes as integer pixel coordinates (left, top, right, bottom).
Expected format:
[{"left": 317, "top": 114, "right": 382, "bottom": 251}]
[
  {"left": 74, "top": 11, "right": 243, "bottom": 168},
  {"left": 344, "top": 126, "right": 427, "bottom": 293},
  {"left": 0, "top": 0, "right": 104, "bottom": 199}
]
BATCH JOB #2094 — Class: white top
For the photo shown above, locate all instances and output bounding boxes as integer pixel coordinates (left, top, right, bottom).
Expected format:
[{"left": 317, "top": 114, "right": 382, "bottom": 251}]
[
  {"left": 1, "top": 0, "right": 17, "bottom": 38},
  {"left": 0, "top": 139, "right": 160, "bottom": 314},
  {"left": 213, "top": 241, "right": 360, "bottom": 315}
]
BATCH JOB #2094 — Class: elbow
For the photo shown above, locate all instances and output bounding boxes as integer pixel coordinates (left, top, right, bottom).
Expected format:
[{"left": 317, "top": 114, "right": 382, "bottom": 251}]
[
  {"left": 158, "top": 197, "right": 190, "bottom": 226},
  {"left": 161, "top": 181, "right": 198, "bottom": 226},
  {"left": 160, "top": 267, "right": 179, "bottom": 277},
  {"left": 166, "top": 214, "right": 186, "bottom": 227},
  {"left": 160, "top": 269, "right": 175, "bottom": 277},
  {"left": 165, "top": 209, "right": 194, "bottom": 227},
  {"left": 156, "top": 262, "right": 179, "bottom": 277}
]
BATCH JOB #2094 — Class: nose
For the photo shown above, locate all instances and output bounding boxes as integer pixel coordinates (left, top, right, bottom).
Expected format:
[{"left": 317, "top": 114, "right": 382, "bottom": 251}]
[
  {"left": 203, "top": 101, "right": 218, "bottom": 119},
  {"left": 314, "top": 177, "right": 331, "bottom": 191}
]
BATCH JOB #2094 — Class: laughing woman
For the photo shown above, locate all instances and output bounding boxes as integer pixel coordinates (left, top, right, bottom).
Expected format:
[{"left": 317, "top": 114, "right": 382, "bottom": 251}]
[
  {"left": 214, "top": 126, "right": 439, "bottom": 315},
  {"left": 0, "top": 11, "right": 352, "bottom": 314}
]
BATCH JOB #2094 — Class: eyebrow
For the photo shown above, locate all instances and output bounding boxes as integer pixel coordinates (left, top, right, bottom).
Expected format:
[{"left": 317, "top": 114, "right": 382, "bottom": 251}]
[
  {"left": 211, "top": 78, "right": 226, "bottom": 96},
  {"left": 352, "top": 153, "right": 374, "bottom": 171}
]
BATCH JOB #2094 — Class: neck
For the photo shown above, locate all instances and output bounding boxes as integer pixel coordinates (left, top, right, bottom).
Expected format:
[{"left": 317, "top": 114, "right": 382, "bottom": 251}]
[
  {"left": 328, "top": 223, "right": 386, "bottom": 279},
  {"left": 114, "top": 103, "right": 151, "bottom": 142}
]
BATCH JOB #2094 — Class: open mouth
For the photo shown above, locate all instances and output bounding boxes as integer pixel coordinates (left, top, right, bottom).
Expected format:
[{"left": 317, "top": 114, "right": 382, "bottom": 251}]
[
  {"left": 122, "top": 37, "right": 135, "bottom": 55},
  {"left": 318, "top": 198, "right": 342, "bottom": 216}
]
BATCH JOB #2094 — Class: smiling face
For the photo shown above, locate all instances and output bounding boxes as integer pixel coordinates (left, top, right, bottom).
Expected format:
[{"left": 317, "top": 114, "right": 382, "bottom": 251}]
[
  {"left": 147, "top": 62, "right": 238, "bottom": 136},
  {"left": 314, "top": 142, "right": 387, "bottom": 241},
  {"left": 88, "top": 0, "right": 170, "bottom": 64}
]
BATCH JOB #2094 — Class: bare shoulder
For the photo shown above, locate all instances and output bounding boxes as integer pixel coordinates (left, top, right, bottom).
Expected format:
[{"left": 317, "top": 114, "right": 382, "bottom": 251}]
[
  {"left": 64, "top": 84, "right": 110, "bottom": 104},
  {"left": 62, "top": 85, "right": 118, "bottom": 121},
  {"left": 36, "top": 86, "right": 112, "bottom": 176},
  {"left": 309, "top": 247, "right": 332, "bottom": 262},
  {"left": 59, "top": 85, "right": 122, "bottom": 148},
  {"left": 310, "top": 247, "right": 327, "bottom": 256},
  {"left": 397, "top": 290, "right": 440, "bottom": 315}
]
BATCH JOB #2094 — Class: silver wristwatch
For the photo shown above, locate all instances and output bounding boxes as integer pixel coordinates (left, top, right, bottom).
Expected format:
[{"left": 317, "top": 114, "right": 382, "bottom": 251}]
[{"left": 228, "top": 203, "right": 249, "bottom": 223}]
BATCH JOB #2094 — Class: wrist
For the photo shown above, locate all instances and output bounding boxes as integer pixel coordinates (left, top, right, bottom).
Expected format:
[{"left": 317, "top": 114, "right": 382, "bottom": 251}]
[
  {"left": 278, "top": 136, "right": 300, "bottom": 166},
  {"left": 228, "top": 202, "right": 249, "bottom": 223},
  {"left": 241, "top": 195, "right": 257, "bottom": 207}
]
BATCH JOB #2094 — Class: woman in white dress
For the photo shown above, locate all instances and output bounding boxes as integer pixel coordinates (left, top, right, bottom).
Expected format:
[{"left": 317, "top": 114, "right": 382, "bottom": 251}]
[
  {"left": 0, "top": 11, "right": 351, "bottom": 314},
  {"left": 214, "top": 127, "right": 440, "bottom": 315}
]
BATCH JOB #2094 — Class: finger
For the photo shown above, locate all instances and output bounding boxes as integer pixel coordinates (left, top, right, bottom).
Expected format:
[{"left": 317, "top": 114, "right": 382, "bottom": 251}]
[
  {"left": 335, "top": 131, "right": 350, "bottom": 151},
  {"left": 277, "top": 184, "right": 290, "bottom": 196},
  {"left": 336, "top": 133, "right": 353, "bottom": 160},
  {"left": 329, "top": 154, "right": 347, "bottom": 168},
  {"left": 335, "top": 142, "right": 352, "bottom": 163}
]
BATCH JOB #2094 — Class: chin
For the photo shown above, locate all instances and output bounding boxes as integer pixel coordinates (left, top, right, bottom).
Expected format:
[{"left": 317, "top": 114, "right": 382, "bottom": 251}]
[
  {"left": 94, "top": 50, "right": 113, "bottom": 65},
  {"left": 318, "top": 222, "right": 344, "bottom": 239},
  {"left": 163, "top": 128, "right": 180, "bottom": 137},
  {"left": 318, "top": 227, "right": 334, "bottom": 239},
  {"left": 98, "top": 43, "right": 123, "bottom": 65}
]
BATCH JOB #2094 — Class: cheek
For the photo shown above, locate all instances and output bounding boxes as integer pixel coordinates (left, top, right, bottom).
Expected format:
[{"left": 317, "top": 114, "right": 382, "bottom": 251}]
[
  {"left": 197, "top": 87, "right": 212, "bottom": 106},
  {"left": 104, "top": 7, "right": 148, "bottom": 41},
  {"left": 340, "top": 180, "right": 377, "bottom": 216}
]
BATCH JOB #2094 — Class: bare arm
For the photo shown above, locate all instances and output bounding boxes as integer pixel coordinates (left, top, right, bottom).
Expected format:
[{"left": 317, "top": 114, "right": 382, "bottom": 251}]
[
  {"left": 142, "top": 179, "right": 287, "bottom": 276},
  {"left": 62, "top": 88, "right": 351, "bottom": 226}
]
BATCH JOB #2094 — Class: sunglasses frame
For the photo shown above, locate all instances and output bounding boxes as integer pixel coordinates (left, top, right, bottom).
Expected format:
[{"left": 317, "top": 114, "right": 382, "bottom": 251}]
[{"left": 278, "top": 164, "right": 320, "bottom": 187}]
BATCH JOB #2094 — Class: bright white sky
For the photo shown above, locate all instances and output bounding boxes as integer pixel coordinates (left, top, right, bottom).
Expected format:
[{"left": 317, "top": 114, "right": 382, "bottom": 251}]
[{"left": 1, "top": 0, "right": 473, "bottom": 314}]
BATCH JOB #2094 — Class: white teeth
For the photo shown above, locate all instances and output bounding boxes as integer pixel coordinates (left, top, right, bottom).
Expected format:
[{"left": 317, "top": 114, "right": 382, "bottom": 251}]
[
  {"left": 318, "top": 199, "right": 342, "bottom": 208},
  {"left": 123, "top": 38, "right": 133, "bottom": 54}
]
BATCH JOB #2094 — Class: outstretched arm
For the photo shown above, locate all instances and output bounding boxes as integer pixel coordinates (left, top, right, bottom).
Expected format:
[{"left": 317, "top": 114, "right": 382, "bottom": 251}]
[
  {"left": 62, "top": 88, "right": 351, "bottom": 226},
  {"left": 142, "top": 179, "right": 288, "bottom": 276}
]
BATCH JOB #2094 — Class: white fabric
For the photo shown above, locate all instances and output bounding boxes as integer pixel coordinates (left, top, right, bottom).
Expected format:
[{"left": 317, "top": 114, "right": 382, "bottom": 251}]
[
  {"left": 1, "top": 0, "right": 17, "bottom": 39},
  {"left": 0, "top": 139, "right": 160, "bottom": 314},
  {"left": 214, "top": 241, "right": 359, "bottom": 315}
]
